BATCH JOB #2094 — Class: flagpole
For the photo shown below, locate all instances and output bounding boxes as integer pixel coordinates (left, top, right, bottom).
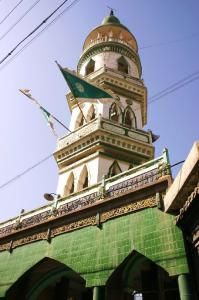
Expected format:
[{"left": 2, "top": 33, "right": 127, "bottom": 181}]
[{"left": 43, "top": 108, "right": 71, "bottom": 132}]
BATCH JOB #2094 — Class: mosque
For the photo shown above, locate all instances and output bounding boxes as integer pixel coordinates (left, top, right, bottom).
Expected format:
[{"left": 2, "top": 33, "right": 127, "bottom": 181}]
[{"left": 0, "top": 10, "right": 198, "bottom": 300}]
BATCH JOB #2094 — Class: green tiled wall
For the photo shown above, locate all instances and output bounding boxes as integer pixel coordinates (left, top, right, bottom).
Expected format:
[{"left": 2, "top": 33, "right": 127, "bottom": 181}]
[{"left": 0, "top": 207, "right": 188, "bottom": 296}]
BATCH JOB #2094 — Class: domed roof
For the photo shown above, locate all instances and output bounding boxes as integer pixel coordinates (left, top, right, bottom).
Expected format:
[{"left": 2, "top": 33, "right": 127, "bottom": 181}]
[{"left": 82, "top": 11, "right": 138, "bottom": 52}]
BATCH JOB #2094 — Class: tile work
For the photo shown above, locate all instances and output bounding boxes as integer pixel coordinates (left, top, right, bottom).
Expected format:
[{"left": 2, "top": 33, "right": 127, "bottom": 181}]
[{"left": 0, "top": 207, "right": 188, "bottom": 296}]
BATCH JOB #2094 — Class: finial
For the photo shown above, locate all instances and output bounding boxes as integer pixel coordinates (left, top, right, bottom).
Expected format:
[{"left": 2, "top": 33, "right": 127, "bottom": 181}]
[{"left": 107, "top": 6, "right": 116, "bottom": 16}]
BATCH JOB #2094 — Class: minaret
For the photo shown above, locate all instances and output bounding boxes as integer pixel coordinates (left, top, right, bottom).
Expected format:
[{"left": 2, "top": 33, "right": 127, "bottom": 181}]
[{"left": 54, "top": 11, "right": 155, "bottom": 198}]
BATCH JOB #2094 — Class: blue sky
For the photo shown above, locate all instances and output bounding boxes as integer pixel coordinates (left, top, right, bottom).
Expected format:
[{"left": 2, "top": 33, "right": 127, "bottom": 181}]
[{"left": 0, "top": 0, "right": 198, "bottom": 221}]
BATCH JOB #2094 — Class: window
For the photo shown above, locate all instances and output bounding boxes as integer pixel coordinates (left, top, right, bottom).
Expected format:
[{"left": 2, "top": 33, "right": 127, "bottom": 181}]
[
  {"left": 108, "top": 161, "right": 122, "bottom": 177},
  {"left": 109, "top": 103, "right": 121, "bottom": 123},
  {"left": 75, "top": 111, "right": 84, "bottom": 129},
  {"left": 87, "top": 104, "right": 96, "bottom": 122},
  {"left": 123, "top": 106, "right": 136, "bottom": 128},
  {"left": 78, "top": 166, "right": 89, "bottom": 191},
  {"left": 85, "top": 59, "right": 95, "bottom": 75},
  {"left": 64, "top": 172, "right": 75, "bottom": 196},
  {"left": 118, "top": 56, "right": 128, "bottom": 74}
]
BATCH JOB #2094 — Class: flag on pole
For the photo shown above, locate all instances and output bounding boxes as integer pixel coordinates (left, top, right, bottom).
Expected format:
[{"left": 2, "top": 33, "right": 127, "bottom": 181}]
[
  {"left": 56, "top": 62, "right": 114, "bottom": 101},
  {"left": 19, "top": 89, "right": 58, "bottom": 137},
  {"left": 39, "top": 106, "right": 58, "bottom": 137}
]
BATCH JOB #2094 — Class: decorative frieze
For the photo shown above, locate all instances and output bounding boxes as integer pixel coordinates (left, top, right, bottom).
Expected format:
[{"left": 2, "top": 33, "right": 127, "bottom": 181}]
[{"left": 0, "top": 195, "right": 156, "bottom": 252}]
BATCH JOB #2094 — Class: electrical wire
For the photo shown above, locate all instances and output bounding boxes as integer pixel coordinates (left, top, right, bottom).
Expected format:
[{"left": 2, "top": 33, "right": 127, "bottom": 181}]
[
  {"left": 0, "top": 154, "right": 184, "bottom": 192},
  {"left": 0, "top": 0, "right": 24, "bottom": 26},
  {"left": 0, "top": 0, "right": 74, "bottom": 65},
  {"left": 0, "top": 0, "right": 81, "bottom": 71},
  {"left": 0, "top": 154, "right": 52, "bottom": 190},
  {"left": 149, "top": 72, "right": 199, "bottom": 104},
  {"left": 139, "top": 32, "right": 199, "bottom": 50},
  {"left": 0, "top": 0, "right": 41, "bottom": 42}
]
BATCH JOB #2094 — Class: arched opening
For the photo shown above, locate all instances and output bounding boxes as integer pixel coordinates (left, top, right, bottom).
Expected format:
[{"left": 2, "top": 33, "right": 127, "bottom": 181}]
[
  {"left": 108, "top": 161, "right": 122, "bottom": 177},
  {"left": 106, "top": 251, "right": 180, "bottom": 300},
  {"left": 123, "top": 107, "right": 136, "bottom": 128},
  {"left": 75, "top": 111, "right": 84, "bottom": 129},
  {"left": 118, "top": 56, "right": 129, "bottom": 74},
  {"left": 77, "top": 166, "right": 89, "bottom": 191},
  {"left": 109, "top": 103, "right": 122, "bottom": 123},
  {"left": 64, "top": 172, "right": 75, "bottom": 196},
  {"left": 87, "top": 104, "right": 96, "bottom": 122},
  {"left": 85, "top": 59, "right": 95, "bottom": 75},
  {"left": 6, "top": 257, "right": 89, "bottom": 300}
]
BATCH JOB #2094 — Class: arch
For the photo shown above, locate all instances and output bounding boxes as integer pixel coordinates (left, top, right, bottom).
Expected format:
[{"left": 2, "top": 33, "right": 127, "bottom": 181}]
[
  {"left": 109, "top": 102, "right": 122, "bottom": 123},
  {"left": 77, "top": 165, "right": 89, "bottom": 191},
  {"left": 85, "top": 59, "right": 95, "bottom": 75},
  {"left": 117, "top": 56, "right": 129, "bottom": 74},
  {"left": 108, "top": 161, "right": 122, "bottom": 177},
  {"left": 86, "top": 104, "right": 96, "bottom": 122},
  {"left": 6, "top": 257, "right": 86, "bottom": 300},
  {"left": 75, "top": 111, "right": 84, "bottom": 129},
  {"left": 106, "top": 251, "right": 180, "bottom": 300},
  {"left": 64, "top": 172, "right": 75, "bottom": 196},
  {"left": 123, "top": 106, "right": 136, "bottom": 128}
]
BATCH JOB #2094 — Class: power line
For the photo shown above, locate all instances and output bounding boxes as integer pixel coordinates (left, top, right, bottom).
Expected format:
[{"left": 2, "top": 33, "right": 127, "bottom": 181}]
[
  {"left": 0, "top": 154, "right": 185, "bottom": 193},
  {"left": 0, "top": 0, "right": 81, "bottom": 71},
  {"left": 0, "top": 0, "right": 41, "bottom": 42},
  {"left": 0, "top": 0, "right": 74, "bottom": 65},
  {"left": 0, "top": 0, "right": 24, "bottom": 26},
  {"left": 139, "top": 32, "right": 199, "bottom": 50},
  {"left": 0, "top": 154, "right": 52, "bottom": 190},
  {"left": 149, "top": 72, "right": 199, "bottom": 104}
]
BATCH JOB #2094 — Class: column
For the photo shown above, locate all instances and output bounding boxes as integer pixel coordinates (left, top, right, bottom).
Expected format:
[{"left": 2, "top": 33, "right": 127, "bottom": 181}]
[
  {"left": 178, "top": 274, "right": 193, "bottom": 300},
  {"left": 93, "top": 286, "right": 105, "bottom": 300}
]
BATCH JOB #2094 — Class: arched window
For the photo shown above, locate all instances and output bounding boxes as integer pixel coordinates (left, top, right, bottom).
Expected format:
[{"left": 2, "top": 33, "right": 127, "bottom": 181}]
[
  {"left": 118, "top": 56, "right": 128, "bottom": 74},
  {"left": 75, "top": 111, "right": 84, "bottom": 129},
  {"left": 108, "top": 161, "right": 122, "bottom": 177},
  {"left": 109, "top": 103, "right": 122, "bottom": 123},
  {"left": 85, "top": 59, "right": 95, "bottom": 75},
  {"left": 87, "top": 104, "right": 96, "bottom": 122},
  {"left": 123, "top": 106, "right": 136, "bottom": 128},
  {"left": 77, "top": 166, "right": 89, "bottom": 191},
  {"left": 64, "top": 172, "right": 75, "bottom": 196}
]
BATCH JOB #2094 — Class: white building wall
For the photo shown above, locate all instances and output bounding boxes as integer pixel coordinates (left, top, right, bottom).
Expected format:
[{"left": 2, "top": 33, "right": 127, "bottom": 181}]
[{"left": 79, "top": 52, "right": 139, "bottom": 78}]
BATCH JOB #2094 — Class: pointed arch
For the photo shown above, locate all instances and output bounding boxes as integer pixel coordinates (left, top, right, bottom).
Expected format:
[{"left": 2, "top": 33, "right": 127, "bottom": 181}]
[
  {"left": 109, "top": 102, "right": 122, "bottom": 123},
  {"left": 64, "top": 172, "right": 75, "bottom": 196},
  {"left": 123, "top": 106, "right": 136, "bottom": 128},
  {"left": 86, "top": 104, "right": 96, "bottom": 122},
  {"left": 117, "top": 56, "right": 129, "bottom": 74},
  {"left": 77, "top": 165, "right": 89, "bottom": 191},
  {"left": 85, "top": 59, "right": 95, "bottom": 75},
  {"left": 108, "top": 161, "right": 122, "bottom": 178},
  {"left": 75, "top": 111, "right": 84, "bottom": 129}
]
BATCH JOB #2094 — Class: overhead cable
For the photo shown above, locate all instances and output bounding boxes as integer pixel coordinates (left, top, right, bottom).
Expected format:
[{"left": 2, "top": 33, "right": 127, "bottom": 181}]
[
  {"left": 0, "top": 0, "right": 81, "bottom": 71},
  {"left": 0, "top": 0, "right": 76, "bottom": 65},
  {"left": 0, "top": 0, "right": 24, "bottom": 26},
  {"left": 0, "top": 0, "right": 41, "bottom": 42}
]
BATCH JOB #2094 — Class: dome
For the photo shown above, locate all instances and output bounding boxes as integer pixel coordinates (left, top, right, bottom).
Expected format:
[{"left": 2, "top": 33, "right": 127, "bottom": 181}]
[{"left": 82, "top": 11, "right": 138, "bottom": 52}]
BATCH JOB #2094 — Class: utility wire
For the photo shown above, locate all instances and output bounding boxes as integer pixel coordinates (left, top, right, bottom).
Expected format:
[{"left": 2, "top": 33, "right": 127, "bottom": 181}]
[
  {"left": 0, "top": 154, "right": 52, "bottom": 190},
  {"left": 0, "top": 0, "right": 73, "bottom": 65},
  {"left": 149, "top": 72, "right": 199, "bottom": 104},
  {"left": 139, "top": 32, "right": 199, "bottom": 50},
  {"left": 0, "top": 0, "right": 24, "bottom": 26},
  {"left": 0, "top": 0, "right": 41, "bottom": 42},
  {"left": 0, "top": 0, "right": 81, "bottom": 71},
  {"left": 0, "top": 156, "right": 185, "bottom": 192}
]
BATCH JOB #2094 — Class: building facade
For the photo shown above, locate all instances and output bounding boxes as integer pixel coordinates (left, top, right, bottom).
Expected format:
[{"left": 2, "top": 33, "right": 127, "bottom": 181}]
[{"left": 0, "top": 12, "right": 194, "bottom": 300}]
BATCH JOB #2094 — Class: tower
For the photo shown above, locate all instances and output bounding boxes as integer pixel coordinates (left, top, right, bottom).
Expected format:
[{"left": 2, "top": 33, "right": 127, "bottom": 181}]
[{"left": 55, "top": 11, "right": 155, "bottom": 198}]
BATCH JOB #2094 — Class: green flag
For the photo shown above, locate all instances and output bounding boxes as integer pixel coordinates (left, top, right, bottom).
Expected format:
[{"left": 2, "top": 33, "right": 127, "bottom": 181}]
[{"left": 56, "top": 62, "right": 114, "bottom": 100}]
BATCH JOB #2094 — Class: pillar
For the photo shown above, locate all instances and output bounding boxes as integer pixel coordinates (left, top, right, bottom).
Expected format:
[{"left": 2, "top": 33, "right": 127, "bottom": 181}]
[
  {"left": 178, "top": 274, "right": 193, "bottom": 300},
  {"left": 93, "top": 286, "right": 105, "bottom": 300}
]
